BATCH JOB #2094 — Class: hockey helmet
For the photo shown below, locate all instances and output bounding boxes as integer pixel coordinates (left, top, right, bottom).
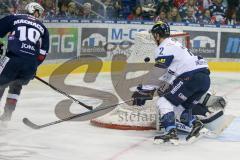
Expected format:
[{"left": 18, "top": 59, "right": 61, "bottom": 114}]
[
  {"left": 25, "top": 2, "right": 44, "bottom": 17},
  {"left": 150, "top": 21, "right": 170, "bottom": 38}
]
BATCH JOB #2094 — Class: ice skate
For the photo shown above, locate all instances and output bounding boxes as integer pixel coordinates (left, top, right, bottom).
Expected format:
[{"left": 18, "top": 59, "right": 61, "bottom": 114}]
[
  {"left": 154, "top": 128, "right": 179, "bottom": 145},
  {"left": 0, "top": 106, "right": 14, "bottom": 122},
  {"left": 186, "top": 120, "right": 208, "bottom": 143},
  {"left": 0, "top": 111, "right": 12, "bottom": 122}
]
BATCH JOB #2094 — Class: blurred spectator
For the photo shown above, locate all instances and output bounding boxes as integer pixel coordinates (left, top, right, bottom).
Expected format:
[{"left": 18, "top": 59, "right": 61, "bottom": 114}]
[
  {"left": 101, "top": 0, "right": 123, "bottom": 19},
  {"left": 173, "top": 0, "right": 187, "bottom": 8},
  {"left": 81, "top": 2, "right": 96, "bottom": 19},
  {"left": 202, "top": 9, "right": 212, "bottom": 23},
  {"left": 0, "top": 0, "right": 233, "bottom": 23},
  {"left": 195, "top": 0, "right": 204, "bottom": 11},
  {"left": 209, "top": 0, "right": 227, "bottom": 24},
  {"left": 102, "top": 0, "right": 117, "bottom": 19},
  {"left": 226, "top": 9, "right": 238, "bottom": 25},
  {"left": 227, "top": 0, "right": 238, "bottom": 8},
  {"left": 8, "top": 0, "right": 16, "bottom": 13},
  {"left": 120, "top": 0, "right": 137, "bottom": 19},
  {"left": 188, "top": 0, "right": 197, "bottom": 8},
  {"left": 127, "top": 5, "right": 143, "bottom": 20},
  {"left": 0, "top": 2, "right": 8, "bottom": 15},
  {"left": 178, "top": 2, "right": 187, "bottom": 17},
  {"left": 156, "top": 0, "right": 173, "bottom": 15},
  {"left": 194, "top": 1, "right": 204, "bottom": 20},
  {"left": 195, "top": 0, "right": 212, "bottom": 13},
  {"left": 138, "top": 0, "right": 156, "bottom": 6},
  {"left": 182, "top": 6, "right": 197, "bottom": 23},
  {"left": 67, "top": 1, "right": 79, "bottom": 18},
  {"left": 16, "top": 0, "right": 32, "bottom": 14},
  {"left": 221, "top": 0, "right": 228, "bottom": 8},
  {"left": 57, "top": 0, "right": 69, "bottom": 17},
  {"left": 179, "top": 0, "right": 202, "bottom": 20},
  {"left": 154, "top": 9, "right": 168, "bottom": 22},
  {"left": 203, "top": 0, "right": 213, "bottom": 9},
  {"left": 198, "top": 9, "right": 212, "bottom": 24},
  {"left": 141, "top": 6, "right": 156, "bottom": 20},
  {"left": 113, "top": 0, "right": 123, "bottom": 19},
  {"left": 168, "top": 7, "right": 182, "bottom": 22},
  {"left": 0, "top": 0, "right": 15, "bottom": 15},
  {"left": 41, "top": 0, "right": 56, "bottom": 18},
  {"left": 237, "top": 3, "right": 240, "bottom": 24}
]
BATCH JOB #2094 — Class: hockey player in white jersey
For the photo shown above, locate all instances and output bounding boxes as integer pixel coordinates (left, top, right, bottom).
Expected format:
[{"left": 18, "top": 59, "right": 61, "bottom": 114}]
[{"left": 132, "top": 21, "right": 211, "bottom": 144}]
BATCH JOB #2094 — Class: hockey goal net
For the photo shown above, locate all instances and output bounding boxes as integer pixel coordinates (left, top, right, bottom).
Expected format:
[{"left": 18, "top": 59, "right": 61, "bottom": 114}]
[{"left": 90, "top": 31, "right": 190, "bottom": 130}]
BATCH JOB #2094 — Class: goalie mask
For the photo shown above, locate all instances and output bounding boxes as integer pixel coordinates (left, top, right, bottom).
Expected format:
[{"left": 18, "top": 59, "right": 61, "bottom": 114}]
[
  {"left": 25, "top": 2, "right": 44, "bottom": 18},
  {"left": 150, "top": 21, "right": 170, "bottom": 45}
]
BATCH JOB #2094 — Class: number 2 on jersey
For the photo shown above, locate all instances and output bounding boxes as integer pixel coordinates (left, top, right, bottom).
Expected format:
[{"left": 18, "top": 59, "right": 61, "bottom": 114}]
[{"left": 159, "top": 47, "right": 164, "bottom": 55}]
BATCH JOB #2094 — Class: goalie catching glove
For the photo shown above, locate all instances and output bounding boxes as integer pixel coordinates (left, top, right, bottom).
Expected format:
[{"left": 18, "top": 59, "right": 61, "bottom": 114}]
[{"left": 132, "top": 85, "right": 156, "bottom": 106}]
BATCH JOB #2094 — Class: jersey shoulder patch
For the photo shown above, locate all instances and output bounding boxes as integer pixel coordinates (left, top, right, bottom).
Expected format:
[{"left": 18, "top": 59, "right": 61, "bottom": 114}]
[{"left": 155, "top": 55, "right": 174, "bottom": 68}]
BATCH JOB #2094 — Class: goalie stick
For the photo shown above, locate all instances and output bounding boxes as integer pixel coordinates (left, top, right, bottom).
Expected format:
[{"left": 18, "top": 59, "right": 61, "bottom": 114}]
[
  {"left": 35, "top": 76, "right": 93, "bottom": 110},
  {"left": 23, "top": 99, "right": 133, "bottom": 129}
]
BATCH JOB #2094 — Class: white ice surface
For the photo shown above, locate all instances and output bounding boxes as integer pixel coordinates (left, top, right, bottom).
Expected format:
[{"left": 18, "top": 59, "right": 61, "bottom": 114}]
[{"left": 0, "top": 72, "right": 240, "bottom": 160}]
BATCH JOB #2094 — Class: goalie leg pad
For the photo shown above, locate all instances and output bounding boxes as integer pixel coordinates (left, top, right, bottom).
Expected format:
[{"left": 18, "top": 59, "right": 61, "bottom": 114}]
[{"left": 199, "top": 93, "right": 226, "bottom": 111}]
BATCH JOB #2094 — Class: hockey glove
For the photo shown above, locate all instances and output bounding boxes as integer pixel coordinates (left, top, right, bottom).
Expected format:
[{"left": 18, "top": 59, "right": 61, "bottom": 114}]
[
  {"left": 157, "top": 82, "right": 173, "bottom": 97},
  {"left": 37, "top": 54, "right": 46, "bottom": 66},
  {"left": 132, "top": 85, "right": 155, "bottom": 106}
]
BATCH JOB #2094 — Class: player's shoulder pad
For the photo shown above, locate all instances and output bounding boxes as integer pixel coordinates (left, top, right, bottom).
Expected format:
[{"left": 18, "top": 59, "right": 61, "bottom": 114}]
[
  {"left": 2, "top": 14, "right": 15, "bottom": 20},
  {"left": 155, "top": 55, "right": 174, "bottom": 69}
]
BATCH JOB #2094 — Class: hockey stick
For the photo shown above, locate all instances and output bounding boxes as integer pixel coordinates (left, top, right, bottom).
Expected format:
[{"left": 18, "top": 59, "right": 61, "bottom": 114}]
[
  {"left": 23, "top": 99, "right": 133, "bottom": 129},
  {"left": 24, "top": 57, "right": 152, "bottom": 129},
  {"left": 34, "top": 76, "right": 93, "bottom": 110}
]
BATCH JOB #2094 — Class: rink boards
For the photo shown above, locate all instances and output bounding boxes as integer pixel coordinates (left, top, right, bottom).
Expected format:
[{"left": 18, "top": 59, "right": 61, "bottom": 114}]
[{"left": 37, "top": 61, "right": 240, "bottom": 77}]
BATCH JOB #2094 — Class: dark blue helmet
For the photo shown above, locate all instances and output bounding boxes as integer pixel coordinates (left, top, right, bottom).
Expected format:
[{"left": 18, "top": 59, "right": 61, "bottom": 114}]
[{"left": 150, "top": 21, "right": 170, "bottom": 38}]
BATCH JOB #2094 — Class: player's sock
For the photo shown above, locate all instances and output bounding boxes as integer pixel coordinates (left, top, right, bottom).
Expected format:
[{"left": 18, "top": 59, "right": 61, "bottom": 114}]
[
  {"left": 0, "top": 98, "right": 17, "bottom": 121},
  {"left": 180, "top": 109, "right": 196, "bottom": 127}
]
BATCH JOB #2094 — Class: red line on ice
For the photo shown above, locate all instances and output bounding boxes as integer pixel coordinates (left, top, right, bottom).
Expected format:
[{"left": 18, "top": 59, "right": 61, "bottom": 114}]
[{"left": 106, "top": 136, "right": 153, "bottom": 160}]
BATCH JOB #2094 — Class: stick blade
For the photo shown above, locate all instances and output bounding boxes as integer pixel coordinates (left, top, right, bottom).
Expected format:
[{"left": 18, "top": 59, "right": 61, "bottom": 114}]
[{"left": 23, "top": 118, "right": 41, "bottom": 129}]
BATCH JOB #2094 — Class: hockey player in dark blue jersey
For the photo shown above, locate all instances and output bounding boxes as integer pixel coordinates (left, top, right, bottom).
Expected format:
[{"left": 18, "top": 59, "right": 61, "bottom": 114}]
[{"left": 0, "top": 2, "right": 49, "bottom": 121}]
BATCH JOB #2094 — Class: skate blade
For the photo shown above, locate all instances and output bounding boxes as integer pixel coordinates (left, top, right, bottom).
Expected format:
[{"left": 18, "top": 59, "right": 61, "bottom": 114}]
[
  {"left": 186, "top": 128, "right": 210, "bottom": 144},
  {"left": 154, "top": 139, "right": 180, "bottom": 146}
]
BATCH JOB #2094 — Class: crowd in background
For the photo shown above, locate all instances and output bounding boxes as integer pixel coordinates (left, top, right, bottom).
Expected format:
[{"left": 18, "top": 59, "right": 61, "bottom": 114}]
[{"left": 0, "top": 0, "right": 240, "bottom": 25}]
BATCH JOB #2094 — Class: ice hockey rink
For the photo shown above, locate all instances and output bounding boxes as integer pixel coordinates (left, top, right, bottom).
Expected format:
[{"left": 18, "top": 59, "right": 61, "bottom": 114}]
[{"left": 0, "top": 72, "right": 240, "bottom": 160}]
